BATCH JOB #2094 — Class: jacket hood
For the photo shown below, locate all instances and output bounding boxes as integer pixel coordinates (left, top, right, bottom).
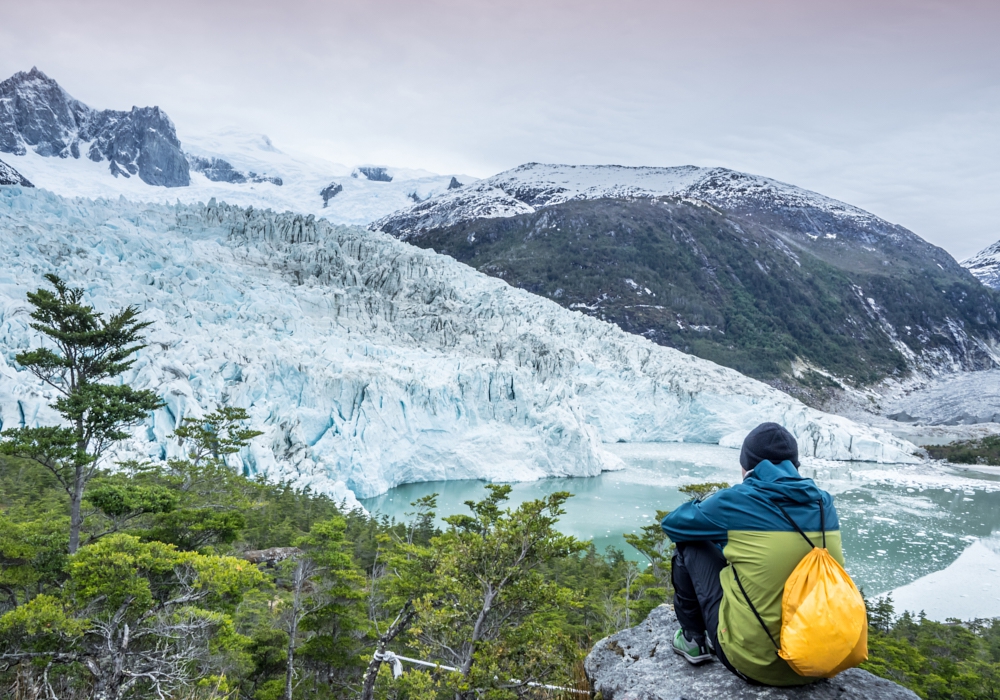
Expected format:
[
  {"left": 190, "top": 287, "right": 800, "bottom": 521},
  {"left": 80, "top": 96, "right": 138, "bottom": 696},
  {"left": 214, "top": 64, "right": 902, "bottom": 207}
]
[{"left": 743, "top": 460, "right": 823, "bottom": 505}]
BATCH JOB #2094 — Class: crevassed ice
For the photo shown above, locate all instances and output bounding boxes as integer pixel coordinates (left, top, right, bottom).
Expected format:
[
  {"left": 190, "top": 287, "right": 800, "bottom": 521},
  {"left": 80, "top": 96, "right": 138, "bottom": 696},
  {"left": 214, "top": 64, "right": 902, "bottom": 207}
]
[{"left": 0, "top": 188, "right": 917, "bottom": 505}]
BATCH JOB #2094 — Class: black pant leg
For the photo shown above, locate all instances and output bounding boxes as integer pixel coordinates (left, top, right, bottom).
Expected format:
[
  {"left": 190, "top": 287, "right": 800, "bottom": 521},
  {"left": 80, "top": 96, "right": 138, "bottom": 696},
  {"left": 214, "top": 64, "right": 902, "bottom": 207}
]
[
  {"left": 673, "top": 541, "right": 754, "bottom": 682},
  {"left": 673, "top": 541, "right": 726, "bottom": 643},
  {"left": 671, "top": 548, "right": 707, "bottom": 640}
]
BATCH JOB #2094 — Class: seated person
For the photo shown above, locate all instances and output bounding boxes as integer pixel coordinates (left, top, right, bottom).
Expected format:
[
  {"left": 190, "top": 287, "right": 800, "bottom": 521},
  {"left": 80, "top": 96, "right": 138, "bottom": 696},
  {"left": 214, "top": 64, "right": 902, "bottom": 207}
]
[{"left": 660, "top": 422, "right": 844, "bottom": 687}]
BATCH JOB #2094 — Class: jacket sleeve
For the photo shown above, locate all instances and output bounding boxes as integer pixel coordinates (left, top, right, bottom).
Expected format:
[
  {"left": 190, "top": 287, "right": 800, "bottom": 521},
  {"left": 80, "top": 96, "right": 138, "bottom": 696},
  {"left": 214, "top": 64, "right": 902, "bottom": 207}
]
[{"left": 661, "top": 492, "right": 731, "bottom": 544}]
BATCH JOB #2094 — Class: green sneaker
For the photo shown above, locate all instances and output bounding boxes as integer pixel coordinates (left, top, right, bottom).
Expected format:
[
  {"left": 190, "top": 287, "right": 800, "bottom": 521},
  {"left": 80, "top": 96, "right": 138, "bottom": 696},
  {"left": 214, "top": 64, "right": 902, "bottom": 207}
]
[{"left": 672, "top": 629, "right": 712, "bottom": 664}]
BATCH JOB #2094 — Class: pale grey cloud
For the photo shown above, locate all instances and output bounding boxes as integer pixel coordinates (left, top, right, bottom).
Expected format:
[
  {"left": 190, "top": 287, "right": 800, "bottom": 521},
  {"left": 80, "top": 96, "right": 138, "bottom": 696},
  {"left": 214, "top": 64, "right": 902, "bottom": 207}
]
[{"left": 1, "top": 0, "right": 998, "bottom": 258}]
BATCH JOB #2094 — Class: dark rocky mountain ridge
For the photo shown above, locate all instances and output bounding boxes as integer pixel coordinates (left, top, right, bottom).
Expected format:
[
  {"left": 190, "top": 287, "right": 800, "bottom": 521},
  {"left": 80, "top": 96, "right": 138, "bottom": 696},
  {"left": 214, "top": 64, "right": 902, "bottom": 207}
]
[
  {"left": 0, "top": 67, "right": 189, "bottom": 187},
  {"left": 963, "top": 240, "right": 1000, "bottom": 290},
  {"left": 0, "top": 157, "right": 32, "bottom": 186},
  {"left": 374, "top": 164, "right": 1000, "bottom": 399}
]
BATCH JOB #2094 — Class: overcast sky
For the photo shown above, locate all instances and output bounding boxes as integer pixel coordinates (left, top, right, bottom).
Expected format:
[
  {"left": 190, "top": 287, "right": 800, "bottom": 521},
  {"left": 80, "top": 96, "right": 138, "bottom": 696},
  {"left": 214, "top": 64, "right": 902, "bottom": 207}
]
[{"left": 2, "top": 0, "right": 998, "bottom": 258}]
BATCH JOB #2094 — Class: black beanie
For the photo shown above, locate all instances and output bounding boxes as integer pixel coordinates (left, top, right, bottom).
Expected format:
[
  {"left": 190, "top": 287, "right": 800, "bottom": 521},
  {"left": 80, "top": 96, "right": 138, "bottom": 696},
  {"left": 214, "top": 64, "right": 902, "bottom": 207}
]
[{"left": 740, "top": 422, "right": 799, "bottom": 471}]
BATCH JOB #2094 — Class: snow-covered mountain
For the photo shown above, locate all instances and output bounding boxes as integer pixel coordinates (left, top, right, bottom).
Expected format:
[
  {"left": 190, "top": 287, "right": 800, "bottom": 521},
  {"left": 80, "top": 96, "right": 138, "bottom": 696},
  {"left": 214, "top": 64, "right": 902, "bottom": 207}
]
[
  {"left": 963, "top": 241, "right": 1000, "bottom": 290},
  {"left": 371, "top": 162, "right": 887, "bottom": 239},
  {"left": 0, "top": 187, "right": 916, "bottom": 505},
  {"left": 0, "top": 158, "right": 31, "bottom": 187},
  {"left": 0, "top": 68, "right": 189, "bottom": 186},
  {"left": 10, "top": 129, "right": 473, "bottom": 227},
  {"left": 0, "top": 68, "right": 472, "bottom": 225}
]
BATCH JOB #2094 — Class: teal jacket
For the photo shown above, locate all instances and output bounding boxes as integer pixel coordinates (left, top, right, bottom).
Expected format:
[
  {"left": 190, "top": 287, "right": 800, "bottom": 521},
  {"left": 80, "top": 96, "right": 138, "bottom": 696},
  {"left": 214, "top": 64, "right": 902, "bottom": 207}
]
[{"left": 661, "top": 460, "right": 844, "bottom": 686}]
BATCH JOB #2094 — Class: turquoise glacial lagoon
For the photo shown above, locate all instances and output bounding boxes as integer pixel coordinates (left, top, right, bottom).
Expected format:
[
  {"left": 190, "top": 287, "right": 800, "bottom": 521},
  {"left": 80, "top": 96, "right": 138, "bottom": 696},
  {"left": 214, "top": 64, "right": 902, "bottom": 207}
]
[{"left": 360, "top": 443, "right": 1000, "bottom": 612}]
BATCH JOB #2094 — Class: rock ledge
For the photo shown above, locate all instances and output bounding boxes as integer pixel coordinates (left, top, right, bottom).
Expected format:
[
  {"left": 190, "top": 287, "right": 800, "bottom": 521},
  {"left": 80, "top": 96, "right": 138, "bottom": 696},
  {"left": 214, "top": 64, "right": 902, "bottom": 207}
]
[{"left": 584, "top": 605, "right": 918, "bottom": 699}]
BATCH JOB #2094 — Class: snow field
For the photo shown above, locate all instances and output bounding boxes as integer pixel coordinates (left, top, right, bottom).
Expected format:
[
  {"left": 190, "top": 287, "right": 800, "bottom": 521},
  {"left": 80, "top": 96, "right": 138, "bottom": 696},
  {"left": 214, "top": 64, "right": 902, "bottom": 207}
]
[{"left": 5, "top": 129, "right": 471, "bottom": 227}]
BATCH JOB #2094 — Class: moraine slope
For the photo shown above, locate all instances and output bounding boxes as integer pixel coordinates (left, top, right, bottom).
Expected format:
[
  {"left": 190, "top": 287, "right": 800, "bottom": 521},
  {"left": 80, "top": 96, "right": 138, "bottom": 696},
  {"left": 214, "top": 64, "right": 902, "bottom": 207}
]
[{"left": 0, "top": 187, "right": 916, "bottom": 505}]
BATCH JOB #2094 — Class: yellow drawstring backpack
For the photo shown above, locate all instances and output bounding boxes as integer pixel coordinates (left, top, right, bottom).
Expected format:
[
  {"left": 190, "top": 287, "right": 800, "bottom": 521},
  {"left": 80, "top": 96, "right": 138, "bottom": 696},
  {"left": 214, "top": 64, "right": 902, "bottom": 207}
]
[{"left": 735, "top": 499, "right": 868, "bottom": 678}]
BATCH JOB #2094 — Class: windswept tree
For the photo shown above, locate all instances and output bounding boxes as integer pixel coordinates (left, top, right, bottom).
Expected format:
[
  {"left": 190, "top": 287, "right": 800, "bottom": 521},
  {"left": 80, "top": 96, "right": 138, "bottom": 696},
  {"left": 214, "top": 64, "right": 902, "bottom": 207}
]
[
  {"left": 404, "top": 485, "right": 583, "bottom": 700},
  {"left": 140, "top": 407, "right": 264, "bottom": 552},
  {"left": 0, "top": 275, "right": 163, "bottom": 553}
]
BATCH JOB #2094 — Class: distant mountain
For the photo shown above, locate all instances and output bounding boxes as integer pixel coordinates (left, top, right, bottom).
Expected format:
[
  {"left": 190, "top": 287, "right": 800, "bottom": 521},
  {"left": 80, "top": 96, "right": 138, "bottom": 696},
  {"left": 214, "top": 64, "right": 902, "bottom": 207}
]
[
  {"left": 373, "top": 164, "right": 1000, "bottom": 397},
  {"left": 963, "top": 241, "right": 1000, "bottom": 290},
  {"left": 371, "top": 163, "right": 890, "bottom": 239},
  {"left": 0, "top": 67, "right": 189, "bottom": 187},
  {"left": 0, "top": 157, "right": 31, "bottom": 186},
  {"left": 0, "top": 69, "right": 473, "bottom": 224}
]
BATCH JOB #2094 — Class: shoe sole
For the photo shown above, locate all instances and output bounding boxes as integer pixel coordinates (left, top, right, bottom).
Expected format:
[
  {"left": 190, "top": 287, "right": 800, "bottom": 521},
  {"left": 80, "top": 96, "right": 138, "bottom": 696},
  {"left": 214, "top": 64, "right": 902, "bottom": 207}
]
[{"left": 672, "top": 646, "right": 713, "bottom": 665}]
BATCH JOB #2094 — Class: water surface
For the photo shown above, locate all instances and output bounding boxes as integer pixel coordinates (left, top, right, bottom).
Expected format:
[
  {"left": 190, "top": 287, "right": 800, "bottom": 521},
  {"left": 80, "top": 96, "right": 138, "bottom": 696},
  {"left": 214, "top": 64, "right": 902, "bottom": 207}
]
[{"left": 359, "top": 443, "right": 1000, "bottom": 599}]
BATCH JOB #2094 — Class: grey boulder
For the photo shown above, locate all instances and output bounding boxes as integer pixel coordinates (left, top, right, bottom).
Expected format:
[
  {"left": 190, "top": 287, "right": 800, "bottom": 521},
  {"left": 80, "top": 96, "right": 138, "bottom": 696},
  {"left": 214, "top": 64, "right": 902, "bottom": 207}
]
[{"left": 584, "top": 605, "right": 918, "bottom": 700}]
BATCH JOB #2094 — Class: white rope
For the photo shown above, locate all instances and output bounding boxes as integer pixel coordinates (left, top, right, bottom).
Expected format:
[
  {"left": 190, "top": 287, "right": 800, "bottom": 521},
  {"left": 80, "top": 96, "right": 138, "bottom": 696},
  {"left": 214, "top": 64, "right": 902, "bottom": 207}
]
[
  {"left": 373, "top": 651, "right": 406, "bottom": 678},
  {"left": 374, "top": 651, "right": 590, "bottom": 695}
]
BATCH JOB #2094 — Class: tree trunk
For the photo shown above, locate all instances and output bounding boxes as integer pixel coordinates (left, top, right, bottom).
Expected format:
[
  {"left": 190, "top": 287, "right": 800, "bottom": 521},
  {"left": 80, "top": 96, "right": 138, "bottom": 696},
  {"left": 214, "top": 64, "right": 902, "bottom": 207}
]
[
  {"left": 361, "top": 603, "right": 416, "bottom": 700},
  {"left": 69, "top": 460, "right": 85, "bottom": 554},
  {"left": 285, "top": 561, "right": 304, "bottom": 700},
  {"left": 461, "top": 590, "right": 494, "bottom": 678},
  {"left": 69, "top": 415, "right": 87, "bottom": 554},
  {"left": 285, "top": 619, "right": 297, "bottom": 700}
]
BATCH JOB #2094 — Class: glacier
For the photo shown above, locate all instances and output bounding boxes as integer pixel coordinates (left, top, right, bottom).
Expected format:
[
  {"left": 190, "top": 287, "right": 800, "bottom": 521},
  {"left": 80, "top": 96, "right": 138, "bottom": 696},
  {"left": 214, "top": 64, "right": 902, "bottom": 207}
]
[{"left": 0, "top": 187, "right": 917, "bottom": 506}]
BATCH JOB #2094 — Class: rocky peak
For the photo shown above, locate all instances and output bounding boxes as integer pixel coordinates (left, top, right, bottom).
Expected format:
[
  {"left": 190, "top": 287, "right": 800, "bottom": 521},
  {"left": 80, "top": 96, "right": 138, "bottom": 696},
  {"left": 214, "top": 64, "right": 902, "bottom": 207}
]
[
  {"left": 85, "top": 106, "right": 189, "bottom": 187},
  {"left": 963, "top": 240, "right": 1000, "bottom": 290},
  {"left": 585, "top": 605, "right": 918, "bottom": 699},
  {"left": 353, "top": 166, "right": 393, "bottom": 182},
  {"left": 0, "top": 157, "right": 33, "bottom": 187},
  {"left": 0, "top": 69, "right": 189, "bottom": 187},
  {"left": 0, "top": 67, "right": 90, "bottom": 157}
]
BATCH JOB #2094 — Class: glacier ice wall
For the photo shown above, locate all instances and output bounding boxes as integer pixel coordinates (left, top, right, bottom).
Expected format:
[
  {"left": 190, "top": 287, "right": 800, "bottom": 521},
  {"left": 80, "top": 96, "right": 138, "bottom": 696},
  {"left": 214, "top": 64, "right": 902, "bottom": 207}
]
[{"left": 0, "top": 188, "right": 917, "bottom": 504}]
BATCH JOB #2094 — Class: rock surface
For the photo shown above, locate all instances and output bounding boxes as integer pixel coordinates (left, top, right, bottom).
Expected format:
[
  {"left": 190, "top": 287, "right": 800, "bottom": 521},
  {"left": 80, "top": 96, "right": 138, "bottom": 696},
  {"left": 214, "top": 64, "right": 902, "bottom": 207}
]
[
  {"left": 188, "top": 154, "right": 282, "bottom": 186},
  {"left": 585, "top": 605, "right": 918, "bottom": 700},
  {"left": 0, "top": 158, "right": 32, "bottom": 186},
  {"left": 321, "top": 181, "right": 344, "bottom": 206},
  {"left": 0, "top": 68, "right": 189, "bottom": 187},
  {"left": 964, "top": 239, "right": 1000, "bottom": 290},
  {"left": 353, "top": 165, "right": 393, "bottom": 182}
]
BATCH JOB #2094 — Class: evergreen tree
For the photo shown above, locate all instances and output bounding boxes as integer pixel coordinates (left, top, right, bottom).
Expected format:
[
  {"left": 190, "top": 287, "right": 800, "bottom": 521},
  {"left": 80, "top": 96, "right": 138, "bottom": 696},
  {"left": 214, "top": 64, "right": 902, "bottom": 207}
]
[
  {"left": 402, "top": 485, "right": 583, "bottom": 700},
  {"left": 0, "top": 276, "right": 163, "bottom": 553}
]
